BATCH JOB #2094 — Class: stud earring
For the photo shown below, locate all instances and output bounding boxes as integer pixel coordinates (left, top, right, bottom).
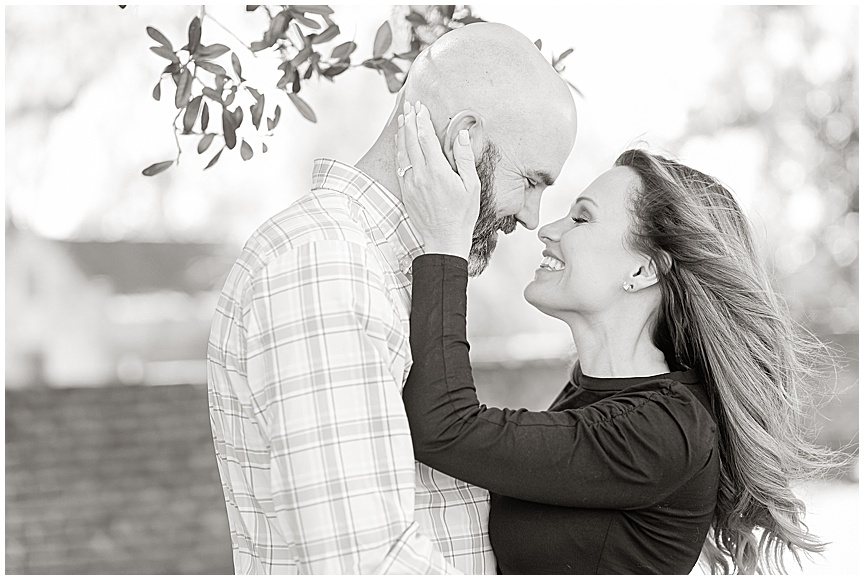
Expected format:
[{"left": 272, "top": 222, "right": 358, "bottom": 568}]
[{"left": 623, "top": 282, "right": 634, "bottom": 291}]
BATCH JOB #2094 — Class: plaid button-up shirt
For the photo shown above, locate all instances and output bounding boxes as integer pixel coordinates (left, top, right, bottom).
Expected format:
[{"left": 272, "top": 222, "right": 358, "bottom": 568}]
[{"left": 207, "top": 159, "right": 495, "bottom": 574}]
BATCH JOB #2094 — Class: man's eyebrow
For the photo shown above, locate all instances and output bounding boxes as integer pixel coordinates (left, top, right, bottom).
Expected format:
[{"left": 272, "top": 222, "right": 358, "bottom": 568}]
[{"left": 529, "top": 169, "right": 555, "bottom": 187}]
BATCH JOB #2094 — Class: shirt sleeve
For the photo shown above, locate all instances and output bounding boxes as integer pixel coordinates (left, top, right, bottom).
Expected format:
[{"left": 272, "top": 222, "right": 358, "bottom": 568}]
[
  {"left": 403, "top": 254, "right": 717, "bottom": 511},
  {"left": 245, "top": 241, "right": 461, "bottom": 574}
]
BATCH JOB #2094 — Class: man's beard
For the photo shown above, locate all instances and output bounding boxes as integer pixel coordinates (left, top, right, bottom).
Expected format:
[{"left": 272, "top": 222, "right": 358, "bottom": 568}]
[{"left": 467, "top": 140, "right": 517, "bottom": 277}]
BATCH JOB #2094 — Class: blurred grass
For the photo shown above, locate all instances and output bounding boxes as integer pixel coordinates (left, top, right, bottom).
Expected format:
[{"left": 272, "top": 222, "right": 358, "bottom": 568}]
[{"left": 5, "top": 385, "right": 233, "bottom": 574}]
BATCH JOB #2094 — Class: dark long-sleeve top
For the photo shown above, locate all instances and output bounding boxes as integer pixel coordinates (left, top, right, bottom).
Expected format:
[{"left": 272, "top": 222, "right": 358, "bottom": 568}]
[{"left": 403, "top": 254, "right": 720, "bottom": 575}]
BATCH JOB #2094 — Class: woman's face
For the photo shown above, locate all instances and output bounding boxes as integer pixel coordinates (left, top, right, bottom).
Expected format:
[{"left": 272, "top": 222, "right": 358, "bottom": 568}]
[{"left": 524, "top": 166, "right": 647, "bottom": 320}]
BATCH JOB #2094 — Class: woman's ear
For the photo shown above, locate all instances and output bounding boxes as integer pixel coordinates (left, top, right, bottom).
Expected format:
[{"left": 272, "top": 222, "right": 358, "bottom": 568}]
[
  {"left": 443, "top": 110, "right": 485, "bottom": 171},
  {"left": 626, "top": 257, "right": 661, "bottom": 292}
]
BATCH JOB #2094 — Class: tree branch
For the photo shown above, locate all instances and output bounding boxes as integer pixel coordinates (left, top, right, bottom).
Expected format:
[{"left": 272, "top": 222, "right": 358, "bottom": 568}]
[{"left": 204, "top": 8, "right": 257, "bottom": 56}]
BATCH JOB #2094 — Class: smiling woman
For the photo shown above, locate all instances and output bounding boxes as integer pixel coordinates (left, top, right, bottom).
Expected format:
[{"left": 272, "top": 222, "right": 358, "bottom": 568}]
[{"left": 395, "top": 96, "right": 844, "bottom": 574}]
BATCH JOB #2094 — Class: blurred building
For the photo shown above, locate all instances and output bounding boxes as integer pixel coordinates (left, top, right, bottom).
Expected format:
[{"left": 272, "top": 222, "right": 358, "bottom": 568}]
[{"left": 5, "top": 221, "right": 234, "bottom": 388}]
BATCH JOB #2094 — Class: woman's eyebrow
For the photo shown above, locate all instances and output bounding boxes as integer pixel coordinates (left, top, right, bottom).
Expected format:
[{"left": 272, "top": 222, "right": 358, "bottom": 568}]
[{"left": 573, "top": 196, "right": 598, "bottom": 208}]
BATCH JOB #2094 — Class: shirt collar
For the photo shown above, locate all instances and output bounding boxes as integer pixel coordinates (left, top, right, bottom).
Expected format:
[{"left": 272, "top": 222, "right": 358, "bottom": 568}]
[
  {"left": 574, "top": 363, "right": 700, "bottom": 392},
  {"left": 311, "top": 158, "right": 424, "bottom": 275}
]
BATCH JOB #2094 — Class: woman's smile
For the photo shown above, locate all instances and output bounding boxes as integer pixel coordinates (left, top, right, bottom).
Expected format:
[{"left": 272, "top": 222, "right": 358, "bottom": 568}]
[{"left": 538, "top": 252, "right": 566, "bottom": 272}]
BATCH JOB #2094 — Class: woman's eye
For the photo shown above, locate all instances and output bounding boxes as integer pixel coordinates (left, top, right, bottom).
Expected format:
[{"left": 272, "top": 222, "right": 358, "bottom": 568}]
[{"left": 571, "top": 216, "right": 589, "bottom": 224}]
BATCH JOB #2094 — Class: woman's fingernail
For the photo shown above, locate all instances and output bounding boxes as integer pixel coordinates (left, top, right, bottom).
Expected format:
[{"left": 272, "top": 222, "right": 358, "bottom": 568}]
[
  {"left": 403, "top": 101, "right": 411, "bottom": 115},
  {"left": 458, "top": 130, "right": 470, "bottom": 145},
  {"left": 398, "top": 114, "right": 404, "bottom": 127},
  {"left": 415, "top": 101, "right": 421, "bottom": 114}
]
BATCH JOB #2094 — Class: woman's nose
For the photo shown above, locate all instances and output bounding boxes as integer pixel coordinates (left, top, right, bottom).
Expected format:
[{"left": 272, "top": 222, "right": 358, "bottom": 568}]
[{"left": 538, "top": 218, "right": 565, "bottom": 243}]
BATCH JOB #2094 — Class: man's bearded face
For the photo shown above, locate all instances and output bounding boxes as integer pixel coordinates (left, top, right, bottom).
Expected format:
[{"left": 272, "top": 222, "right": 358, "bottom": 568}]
[{"left": 467, "top": 140, "right": 517, "bottom": 277}]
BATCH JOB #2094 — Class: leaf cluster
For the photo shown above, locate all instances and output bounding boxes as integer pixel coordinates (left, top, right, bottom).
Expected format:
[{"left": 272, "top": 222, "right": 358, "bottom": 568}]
[{"left": 144, "top": 6, "right": 341, "bottom": 175}]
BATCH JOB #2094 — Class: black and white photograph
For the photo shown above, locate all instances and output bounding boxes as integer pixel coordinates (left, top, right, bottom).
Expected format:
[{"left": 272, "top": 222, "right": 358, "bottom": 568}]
[{"left": 4, "top": 3, "right": 859, "bottom": 575}]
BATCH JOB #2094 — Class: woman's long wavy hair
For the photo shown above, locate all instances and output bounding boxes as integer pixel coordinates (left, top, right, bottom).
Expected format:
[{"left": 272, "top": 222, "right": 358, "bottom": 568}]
[{"left": 615, "top": 149, "right": 842, "bottom": 574}]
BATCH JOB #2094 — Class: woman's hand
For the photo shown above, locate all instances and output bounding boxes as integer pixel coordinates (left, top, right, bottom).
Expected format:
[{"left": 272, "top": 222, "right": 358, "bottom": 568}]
[{"left": 396, "top": 100, "right": 481, "bottom": 261}]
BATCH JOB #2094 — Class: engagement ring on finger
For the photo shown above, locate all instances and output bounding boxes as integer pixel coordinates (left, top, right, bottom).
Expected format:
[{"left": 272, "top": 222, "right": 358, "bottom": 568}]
[{"left": 397, "top": 165, "right": 413, "bottom": 177}]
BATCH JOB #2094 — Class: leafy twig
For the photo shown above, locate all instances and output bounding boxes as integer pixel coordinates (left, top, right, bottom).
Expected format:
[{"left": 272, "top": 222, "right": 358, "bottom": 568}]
[{"left": 171, "top": 108, "right": 184, "bottom": 163}]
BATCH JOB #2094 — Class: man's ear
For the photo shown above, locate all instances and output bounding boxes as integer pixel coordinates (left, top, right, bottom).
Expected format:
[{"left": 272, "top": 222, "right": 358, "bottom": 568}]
[
  {"left": 626, "top": 257, "right": 661, "bottom": 292},
  {"left": 443, "top": 110, "right": 485, "bottom": 171}
]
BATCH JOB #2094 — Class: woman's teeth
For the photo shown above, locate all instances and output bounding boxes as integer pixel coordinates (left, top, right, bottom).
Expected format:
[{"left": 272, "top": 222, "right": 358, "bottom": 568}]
[{"left": 539, "top": 256, "right": 565, "bottom": 271}]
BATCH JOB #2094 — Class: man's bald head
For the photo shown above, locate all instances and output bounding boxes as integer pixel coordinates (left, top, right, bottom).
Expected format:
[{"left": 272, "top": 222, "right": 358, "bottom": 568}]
[{"left": 402, "top": 22, "right": 576, "bottom": 145}]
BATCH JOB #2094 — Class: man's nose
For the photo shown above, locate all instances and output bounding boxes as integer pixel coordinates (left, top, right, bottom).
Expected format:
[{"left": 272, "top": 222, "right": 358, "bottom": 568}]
[{"left": 514, "top": 192, "right": 542, "bottom": 230}]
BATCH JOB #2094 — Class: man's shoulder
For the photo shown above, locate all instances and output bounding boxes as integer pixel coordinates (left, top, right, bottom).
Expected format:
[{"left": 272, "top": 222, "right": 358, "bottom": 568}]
[{"left": 243, "top": 189, "right": 371, "bottom": 267}]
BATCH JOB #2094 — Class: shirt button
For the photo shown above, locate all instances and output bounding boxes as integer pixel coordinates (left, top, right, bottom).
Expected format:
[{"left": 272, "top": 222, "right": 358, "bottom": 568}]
[{"left": 399, "top": 257, "right": 412, "bottom": 274}]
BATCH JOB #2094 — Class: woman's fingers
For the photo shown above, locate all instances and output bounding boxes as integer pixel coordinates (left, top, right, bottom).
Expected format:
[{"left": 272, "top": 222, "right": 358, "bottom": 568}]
[
  {"left": 402, "top": 101, "right": 425, "bottom": 167},
  {"left": 395, "top": 114, "right": 411, "bottom": 177},
  {"left": 414, "top": 101, "right": 478, "bottom": 197},
  {"left": 452, "top": 129, "right": 481, "bottom": 195},
  {"left": 392, "top": 101, "right": 477, "bottom": 261},
  {"left": 415, "top": 103, "right": 444, "bottom": 170}
]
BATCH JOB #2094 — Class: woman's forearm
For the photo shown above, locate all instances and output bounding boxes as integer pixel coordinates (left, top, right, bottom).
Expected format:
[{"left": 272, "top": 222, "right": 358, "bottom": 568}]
[{"left": 405, "top": 254, "right": 482, "bottom": 451}]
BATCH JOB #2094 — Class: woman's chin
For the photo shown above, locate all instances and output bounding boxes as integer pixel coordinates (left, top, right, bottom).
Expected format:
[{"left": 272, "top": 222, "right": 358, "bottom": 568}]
[
  {"left": 524, "top": 279, "right": 575, "bottom": 324},
  {"left": 523, "top": 281, "right": 550, "bottom": 314}
]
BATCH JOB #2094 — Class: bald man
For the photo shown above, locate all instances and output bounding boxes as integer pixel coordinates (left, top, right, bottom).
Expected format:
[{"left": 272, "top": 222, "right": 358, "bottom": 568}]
[{"left": 208, "top": 22, "right": 577, "bottom": 574}]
